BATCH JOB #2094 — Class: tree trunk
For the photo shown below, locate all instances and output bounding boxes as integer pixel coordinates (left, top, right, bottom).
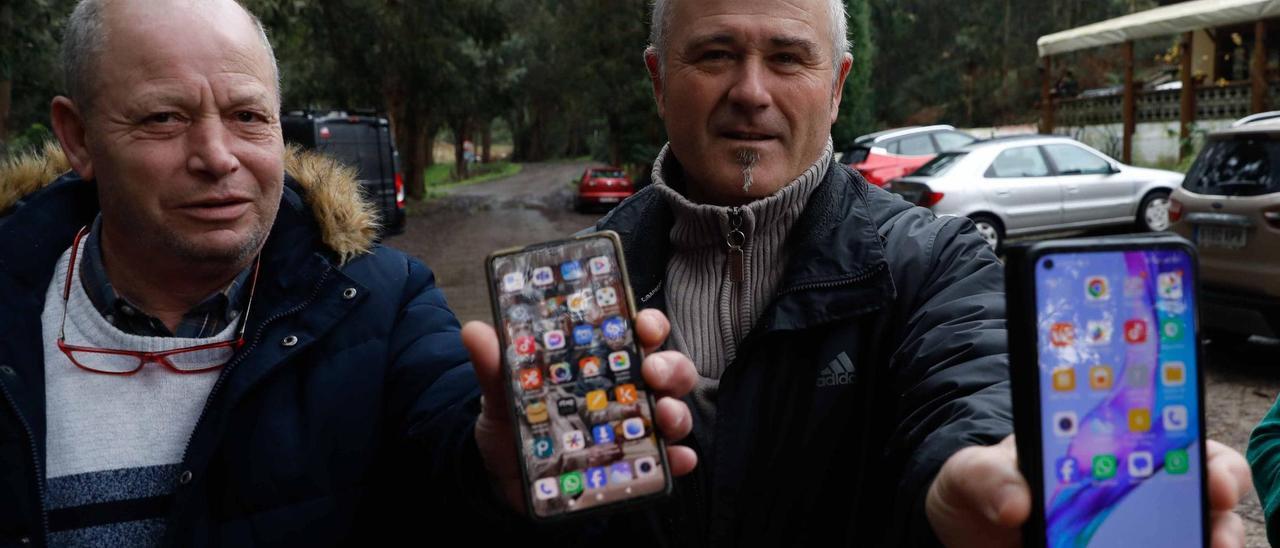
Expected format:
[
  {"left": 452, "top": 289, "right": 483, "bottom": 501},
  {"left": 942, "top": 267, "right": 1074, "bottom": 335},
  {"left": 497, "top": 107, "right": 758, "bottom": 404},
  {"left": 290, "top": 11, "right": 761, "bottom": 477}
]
[
  {"left": 398, "top": 105, "right": 424, "bottom": 202},
  {"left": 1122, "top": 41, "right": 1136, "bottom": 164},
  {"left": 1180, "top": 32, "right": 1196, "bottom": 161},
  {"left": 385, "top": 84, "right": 427, "bottom": 201},
  {"left": 452, "top": 118, "right": 470, "bottom": 180},
  {"left": 412, "top": 119, "right": 429, "bottom": 194},
  {"left": 1041, "top": 56, "right": 1054, "bottom": 134},
  {"left": 1253, "top": 20, "right": 1268, "bottom": 113},
  {"left": 607, "top": 112, "right": 622, "bottom": 167},
  {"left": 1001, "top": 0, "right": 1010, "bottom": 79},
  {"left": 529, "top": 107, "right": 545, "bottom": 162},
  {"left": 481, "top": 120, "right": 492, "bottom": 163},
  {"left": 423, "top": 124, "right": 437, "bottom": 167},
  {"left": 963, "top": 63, "right": 976, "bottom": 127},
  {"left": 509, "top": 109, "right": 527, "bottom": 162}
]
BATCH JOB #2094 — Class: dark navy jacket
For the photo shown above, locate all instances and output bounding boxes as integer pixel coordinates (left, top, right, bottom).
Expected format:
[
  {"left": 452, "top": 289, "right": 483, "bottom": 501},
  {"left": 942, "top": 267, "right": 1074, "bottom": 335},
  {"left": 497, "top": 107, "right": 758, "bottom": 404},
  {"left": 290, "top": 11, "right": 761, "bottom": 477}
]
[
  {"left": 585, "top": 161, "right": 1013, "bottom": 547},
  {"left": 0, "top": 169, "right": 493, "bottom": 546}
]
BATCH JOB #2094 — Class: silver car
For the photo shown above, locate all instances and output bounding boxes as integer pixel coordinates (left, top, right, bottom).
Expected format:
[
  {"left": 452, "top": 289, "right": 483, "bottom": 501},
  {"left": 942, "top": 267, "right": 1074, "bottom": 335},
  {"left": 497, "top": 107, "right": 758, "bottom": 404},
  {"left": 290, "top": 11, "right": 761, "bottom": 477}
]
[{"left": 887, "top": 135, "right": 1183, "bottom": 250}]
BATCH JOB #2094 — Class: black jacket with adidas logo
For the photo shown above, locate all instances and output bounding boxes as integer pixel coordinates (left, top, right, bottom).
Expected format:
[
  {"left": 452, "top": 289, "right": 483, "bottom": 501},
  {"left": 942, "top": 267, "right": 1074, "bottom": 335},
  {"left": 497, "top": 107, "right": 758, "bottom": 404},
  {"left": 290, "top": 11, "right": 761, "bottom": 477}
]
[{"left": 580, "top": 160, "right": 1012, "bottom": 547}]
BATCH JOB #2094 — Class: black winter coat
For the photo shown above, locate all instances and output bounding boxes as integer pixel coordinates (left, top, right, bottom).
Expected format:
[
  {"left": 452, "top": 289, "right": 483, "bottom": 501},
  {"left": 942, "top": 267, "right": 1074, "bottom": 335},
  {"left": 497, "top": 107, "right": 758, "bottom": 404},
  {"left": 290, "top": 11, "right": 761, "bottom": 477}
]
[
  {"left": 0, "top": 151, "right": 495, "bottom": 547},
  {"left": 587, "top": 160, "right": 1013, "bottom": 547}
]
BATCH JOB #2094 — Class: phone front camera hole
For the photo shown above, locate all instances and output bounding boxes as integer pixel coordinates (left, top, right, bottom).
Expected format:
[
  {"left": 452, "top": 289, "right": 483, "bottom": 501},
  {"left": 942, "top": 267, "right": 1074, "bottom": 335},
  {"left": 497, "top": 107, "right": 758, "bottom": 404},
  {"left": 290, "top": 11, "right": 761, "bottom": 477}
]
[
  {"left": 639, "top": 461, "right": 653, "bottom": 473},
  {"left": 1043, "top": 260, "right": 1055, "bottom": 270}
]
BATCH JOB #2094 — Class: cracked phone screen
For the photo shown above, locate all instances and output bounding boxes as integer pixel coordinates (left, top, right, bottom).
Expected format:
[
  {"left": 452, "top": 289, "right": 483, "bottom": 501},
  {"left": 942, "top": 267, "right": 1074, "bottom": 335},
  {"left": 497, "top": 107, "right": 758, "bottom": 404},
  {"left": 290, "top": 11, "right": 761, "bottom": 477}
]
[{"left": 490, "top": 235, "right": 668, "bottom": 518}]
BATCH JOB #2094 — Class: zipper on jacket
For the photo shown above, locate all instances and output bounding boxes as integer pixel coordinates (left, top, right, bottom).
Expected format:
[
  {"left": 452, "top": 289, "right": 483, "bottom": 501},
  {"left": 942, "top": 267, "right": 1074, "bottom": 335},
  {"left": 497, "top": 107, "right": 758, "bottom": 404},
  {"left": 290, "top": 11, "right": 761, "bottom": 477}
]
[
  {"left": 174, "top": 268, "right": 333, "bottom": 493},
  {"left": 725, "top": 207, "right": 745, "bottom": 283},
  {"left": 726, "top": 207, "right": 746, "bottom": 344},
  {"left": 0, "top": 378, "right": 51, "bottom": 544}
]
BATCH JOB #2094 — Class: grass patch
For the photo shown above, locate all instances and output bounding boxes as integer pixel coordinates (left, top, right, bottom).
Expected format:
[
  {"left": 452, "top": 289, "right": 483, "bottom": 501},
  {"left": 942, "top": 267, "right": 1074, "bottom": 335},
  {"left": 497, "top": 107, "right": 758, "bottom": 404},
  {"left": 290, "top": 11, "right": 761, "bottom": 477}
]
[{"left": 423, "top": 164, "right": 455, "bottom": 187}]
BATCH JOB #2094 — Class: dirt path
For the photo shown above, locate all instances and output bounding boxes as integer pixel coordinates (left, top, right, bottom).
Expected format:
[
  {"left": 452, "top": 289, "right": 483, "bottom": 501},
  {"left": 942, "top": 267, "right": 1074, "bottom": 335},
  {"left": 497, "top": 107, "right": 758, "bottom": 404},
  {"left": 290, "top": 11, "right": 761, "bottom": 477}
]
[{"left": 386, "top": 161, "right": 603, "bottom": 324}]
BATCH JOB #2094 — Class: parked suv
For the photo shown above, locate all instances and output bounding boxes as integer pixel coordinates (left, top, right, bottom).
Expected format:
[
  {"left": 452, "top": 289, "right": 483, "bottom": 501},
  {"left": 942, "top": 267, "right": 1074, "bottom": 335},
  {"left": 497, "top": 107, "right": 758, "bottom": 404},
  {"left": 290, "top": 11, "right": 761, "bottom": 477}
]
[
  {"left": 282, "top": 111, "right": 405, "bottom": 236},
  {"left": 839, "top": 125, "right": 976, "bottom": 186},
  {"left": 889, "top": 135, "right": 1182, "bottom": 251},
  {"left": 1170, "top": 117, "right": 1280, "bottom": 338}
]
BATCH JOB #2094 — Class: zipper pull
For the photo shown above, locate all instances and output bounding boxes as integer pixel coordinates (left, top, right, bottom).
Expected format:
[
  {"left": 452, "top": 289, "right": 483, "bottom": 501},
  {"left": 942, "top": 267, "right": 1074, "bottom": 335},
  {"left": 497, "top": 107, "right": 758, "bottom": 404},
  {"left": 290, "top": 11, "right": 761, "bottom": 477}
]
[{"left": 726, "top": 207, "right": 745, "bottom": 283}]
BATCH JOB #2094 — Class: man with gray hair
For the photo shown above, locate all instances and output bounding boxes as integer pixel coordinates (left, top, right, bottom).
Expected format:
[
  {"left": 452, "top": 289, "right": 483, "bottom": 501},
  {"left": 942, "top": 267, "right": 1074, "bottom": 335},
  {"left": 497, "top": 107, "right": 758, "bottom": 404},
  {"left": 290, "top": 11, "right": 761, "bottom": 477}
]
[
  {"left": 555, "top": 0, "right": 1253, "bottom": 545},
  {"left": 0, "top": 0, "right": 700, "bottom": 545}
]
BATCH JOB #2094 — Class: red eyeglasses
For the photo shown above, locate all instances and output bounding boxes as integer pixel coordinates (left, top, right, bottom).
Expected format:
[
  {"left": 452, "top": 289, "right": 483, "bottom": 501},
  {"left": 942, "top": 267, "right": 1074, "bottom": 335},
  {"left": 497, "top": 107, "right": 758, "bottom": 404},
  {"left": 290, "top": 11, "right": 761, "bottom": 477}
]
[{"left": 57, "top": 226, "right": 261, "bottom": 375}]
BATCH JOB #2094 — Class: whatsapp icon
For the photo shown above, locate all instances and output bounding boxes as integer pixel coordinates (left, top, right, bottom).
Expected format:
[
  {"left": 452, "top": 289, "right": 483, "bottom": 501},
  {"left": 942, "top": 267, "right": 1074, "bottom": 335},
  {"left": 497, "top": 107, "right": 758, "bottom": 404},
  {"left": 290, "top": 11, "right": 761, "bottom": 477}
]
[
  {"left": 1166, "top": 449, "right": 1190, "bottom": 474},
  {"left": 560, "top": 471, "right": 584, "bottom": 496},
  {"left": 1092, "top": 454, "right": 1118, "bottom": 480}
]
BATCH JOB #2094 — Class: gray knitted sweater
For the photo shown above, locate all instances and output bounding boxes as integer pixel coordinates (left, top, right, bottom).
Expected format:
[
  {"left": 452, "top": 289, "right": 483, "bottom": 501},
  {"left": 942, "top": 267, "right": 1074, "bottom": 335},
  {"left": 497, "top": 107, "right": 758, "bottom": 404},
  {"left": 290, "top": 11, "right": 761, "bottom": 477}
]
[
  {"left": 649, "top": 141, "right": 833, "bottom": 450},
  {"left": 41, "top": 245, "right": 232, "bottom": 546}
]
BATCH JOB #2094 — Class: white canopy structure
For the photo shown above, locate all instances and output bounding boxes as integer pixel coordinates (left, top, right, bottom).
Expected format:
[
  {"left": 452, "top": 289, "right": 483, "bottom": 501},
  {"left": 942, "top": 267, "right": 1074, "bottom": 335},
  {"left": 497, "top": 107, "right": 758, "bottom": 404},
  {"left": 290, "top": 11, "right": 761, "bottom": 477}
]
[{"left": 1038, "top": 0, "right": 1280, "bottom": 57}]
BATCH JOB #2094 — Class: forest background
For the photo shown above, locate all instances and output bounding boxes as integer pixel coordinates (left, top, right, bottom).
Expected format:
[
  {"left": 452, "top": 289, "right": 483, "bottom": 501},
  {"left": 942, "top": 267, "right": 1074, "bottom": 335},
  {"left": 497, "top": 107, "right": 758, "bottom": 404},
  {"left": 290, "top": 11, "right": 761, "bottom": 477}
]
[{"left": 1, "top": 0, "right": 1172, "bottom": 197}]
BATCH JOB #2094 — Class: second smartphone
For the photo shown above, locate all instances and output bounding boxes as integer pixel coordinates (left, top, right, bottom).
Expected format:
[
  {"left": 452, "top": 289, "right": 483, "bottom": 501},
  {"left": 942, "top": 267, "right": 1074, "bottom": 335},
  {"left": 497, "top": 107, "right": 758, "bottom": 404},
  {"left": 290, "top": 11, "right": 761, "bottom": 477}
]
[
  {"left": 486, "top": 231, "right": 672, "bottom": 521},
  {"left": 1006, "top": 236, "right": 1209, "bottom": 547}
]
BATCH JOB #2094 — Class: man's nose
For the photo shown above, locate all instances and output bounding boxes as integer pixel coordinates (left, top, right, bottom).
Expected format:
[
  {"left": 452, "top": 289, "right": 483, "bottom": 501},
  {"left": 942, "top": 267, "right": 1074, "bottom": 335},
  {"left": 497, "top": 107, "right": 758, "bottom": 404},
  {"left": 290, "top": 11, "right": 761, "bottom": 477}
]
[
  {"left": 186, "top": 116, "right": 241, "bottom": 179},
  {"left": 727, "top": 57, "right": 772, "bottom": 113}
]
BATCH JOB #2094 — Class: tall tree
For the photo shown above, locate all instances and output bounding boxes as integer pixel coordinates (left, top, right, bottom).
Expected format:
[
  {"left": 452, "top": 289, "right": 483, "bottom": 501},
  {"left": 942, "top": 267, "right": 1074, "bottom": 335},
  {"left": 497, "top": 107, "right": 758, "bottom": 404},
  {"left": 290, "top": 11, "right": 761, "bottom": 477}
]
[
  {"left": 832, "top": 0, "right": 876, "bottom": 149},
  {"left": 1, "top": 0, "right": 75, "bottom": 154},
  {"left": 865, "top": 0, "right": 1156, "bottom": 128}
]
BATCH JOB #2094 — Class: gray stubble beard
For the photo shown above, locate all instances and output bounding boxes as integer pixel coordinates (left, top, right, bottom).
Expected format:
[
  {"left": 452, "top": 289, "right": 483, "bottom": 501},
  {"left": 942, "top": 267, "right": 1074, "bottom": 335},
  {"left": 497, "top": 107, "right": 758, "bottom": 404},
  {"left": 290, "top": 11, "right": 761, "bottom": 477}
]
[{"left": 734, "top": 148, "right": 760, "bottom": 194}]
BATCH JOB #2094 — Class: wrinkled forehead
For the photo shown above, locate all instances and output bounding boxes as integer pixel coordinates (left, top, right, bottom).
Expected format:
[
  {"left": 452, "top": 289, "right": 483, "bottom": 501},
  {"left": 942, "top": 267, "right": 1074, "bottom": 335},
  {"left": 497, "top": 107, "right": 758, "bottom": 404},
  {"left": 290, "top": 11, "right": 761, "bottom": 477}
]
[
  {"left": 667, "top": 0, "right": 833, "bottom": 54},
  {"left": 97, "top": 0, "right": 276, "bottom": 94}
]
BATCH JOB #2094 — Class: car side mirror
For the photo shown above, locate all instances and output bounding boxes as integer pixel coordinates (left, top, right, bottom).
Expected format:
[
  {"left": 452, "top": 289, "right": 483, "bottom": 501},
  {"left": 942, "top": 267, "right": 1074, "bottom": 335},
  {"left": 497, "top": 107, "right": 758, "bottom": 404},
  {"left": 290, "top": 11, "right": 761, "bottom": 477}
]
[{"left": 1109, "top": 162, "right": 1122, "bottom": 174}]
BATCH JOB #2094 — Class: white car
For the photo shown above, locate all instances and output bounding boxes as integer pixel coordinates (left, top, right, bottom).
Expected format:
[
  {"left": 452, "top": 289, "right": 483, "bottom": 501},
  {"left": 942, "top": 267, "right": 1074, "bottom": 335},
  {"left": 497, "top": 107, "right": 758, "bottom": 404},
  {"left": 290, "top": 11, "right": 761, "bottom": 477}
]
[{"left": 887, "top": 135, "right": 1183, "bottom": 250}]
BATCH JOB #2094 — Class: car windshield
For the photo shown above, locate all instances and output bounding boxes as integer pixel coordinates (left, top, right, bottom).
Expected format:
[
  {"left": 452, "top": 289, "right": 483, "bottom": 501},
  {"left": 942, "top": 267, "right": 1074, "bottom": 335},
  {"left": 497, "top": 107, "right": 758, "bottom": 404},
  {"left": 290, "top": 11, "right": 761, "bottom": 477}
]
[
  {"left": 841, "top": 146, "right": 871, "bottom": 165},
  {"left": 1183, "top": 137, "right": 1280, "bottom": 196},
  {"left": 913, "top": 152, "right": 967, "bottom": 177},
  {"left": 591, "top": 170, "right": 625, "bottom": 178},
  {"left": 934, "top": 131, "right": 976, "bottom": 151}
]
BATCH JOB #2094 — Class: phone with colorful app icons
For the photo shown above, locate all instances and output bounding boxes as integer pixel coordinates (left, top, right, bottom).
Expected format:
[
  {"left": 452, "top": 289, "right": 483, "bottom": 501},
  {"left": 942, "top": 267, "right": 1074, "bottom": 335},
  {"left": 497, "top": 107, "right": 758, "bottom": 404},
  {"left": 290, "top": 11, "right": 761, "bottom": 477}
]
[
  {"left": 486, "top": 231, "right": 672, "bottom": 521},
  {"left": 1007, "top": 236, "right": 1208, "bottom": 547}
]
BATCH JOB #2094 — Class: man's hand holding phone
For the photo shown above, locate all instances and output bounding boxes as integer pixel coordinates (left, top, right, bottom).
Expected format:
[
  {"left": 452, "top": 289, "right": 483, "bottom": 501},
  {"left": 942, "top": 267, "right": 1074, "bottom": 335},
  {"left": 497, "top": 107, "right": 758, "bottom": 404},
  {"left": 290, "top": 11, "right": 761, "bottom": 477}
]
[
  {"left": 924, "top": 435, "right": 1250, "bottom": 548},
  {"left": 461, "top": 309, "right": 698, "bottom": 513}
]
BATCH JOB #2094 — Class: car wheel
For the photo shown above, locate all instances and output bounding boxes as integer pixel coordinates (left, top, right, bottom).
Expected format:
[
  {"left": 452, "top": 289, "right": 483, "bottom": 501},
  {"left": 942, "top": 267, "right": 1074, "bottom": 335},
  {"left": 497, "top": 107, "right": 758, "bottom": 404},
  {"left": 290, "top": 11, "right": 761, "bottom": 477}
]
[
  {"left": 1137, "top": 191, "right": 1171, "bottom": 232},
  {"left": 969, "top": 215, "right": 1004, "bottom": 252},
  {"left": 573, "top": 197, "right": 587, "bottom": 213}
]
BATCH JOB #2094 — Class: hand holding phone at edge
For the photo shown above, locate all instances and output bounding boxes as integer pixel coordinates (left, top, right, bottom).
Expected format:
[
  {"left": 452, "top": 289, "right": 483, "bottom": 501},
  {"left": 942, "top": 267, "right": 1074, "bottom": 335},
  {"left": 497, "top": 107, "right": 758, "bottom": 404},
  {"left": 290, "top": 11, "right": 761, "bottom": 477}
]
[
  {"left": 924, "top": 435, "right": 1250, "bottom": 548},
  {"left": 461, "top": 309, "right": 699, "bottom": 513}
]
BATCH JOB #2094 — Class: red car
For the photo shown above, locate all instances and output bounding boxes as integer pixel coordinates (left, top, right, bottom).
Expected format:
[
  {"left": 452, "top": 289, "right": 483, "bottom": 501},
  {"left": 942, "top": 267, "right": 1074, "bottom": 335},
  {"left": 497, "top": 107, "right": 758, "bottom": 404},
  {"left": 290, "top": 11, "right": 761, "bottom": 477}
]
[
  {"left": 840, "top": 125, "right": 976, "bottom": 186},
  {"left": 575, "top": 167, "right": 634, "bottom": 211}
]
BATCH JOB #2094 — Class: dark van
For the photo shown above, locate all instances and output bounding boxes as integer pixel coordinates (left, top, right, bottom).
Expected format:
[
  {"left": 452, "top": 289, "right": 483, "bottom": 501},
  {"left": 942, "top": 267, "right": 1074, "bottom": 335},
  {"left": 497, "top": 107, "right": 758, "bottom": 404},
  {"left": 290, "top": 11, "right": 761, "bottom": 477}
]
[{"left": 282, "top": 111, "right": 405, "bottom": 236}]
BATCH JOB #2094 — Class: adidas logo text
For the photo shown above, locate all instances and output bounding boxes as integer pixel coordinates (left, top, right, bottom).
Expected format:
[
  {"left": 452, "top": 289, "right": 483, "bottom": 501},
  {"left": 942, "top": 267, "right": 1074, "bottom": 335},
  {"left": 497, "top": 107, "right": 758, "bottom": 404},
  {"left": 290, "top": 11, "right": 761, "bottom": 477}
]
[{"left": 817, "top": 352, "right": 856, "bottom": 387}]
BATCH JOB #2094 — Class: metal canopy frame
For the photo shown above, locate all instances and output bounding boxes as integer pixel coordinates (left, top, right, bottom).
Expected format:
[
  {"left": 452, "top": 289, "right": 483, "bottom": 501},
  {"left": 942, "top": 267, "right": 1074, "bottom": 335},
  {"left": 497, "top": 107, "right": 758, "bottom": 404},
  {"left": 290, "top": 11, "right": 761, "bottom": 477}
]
[{"left": 1038, "top": 0, "right": 1280, "bottom": 58}]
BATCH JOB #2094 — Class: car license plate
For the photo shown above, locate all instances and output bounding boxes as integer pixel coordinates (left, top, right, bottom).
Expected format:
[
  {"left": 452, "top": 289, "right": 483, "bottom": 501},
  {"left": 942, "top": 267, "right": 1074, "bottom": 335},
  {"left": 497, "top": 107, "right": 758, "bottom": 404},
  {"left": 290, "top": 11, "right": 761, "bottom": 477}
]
[
  {"left": 1197, "top": 225, "right": 1248, "bottom": 249},
  {"left": 598, "top": 197, "right": 620, "bottom": 203}
]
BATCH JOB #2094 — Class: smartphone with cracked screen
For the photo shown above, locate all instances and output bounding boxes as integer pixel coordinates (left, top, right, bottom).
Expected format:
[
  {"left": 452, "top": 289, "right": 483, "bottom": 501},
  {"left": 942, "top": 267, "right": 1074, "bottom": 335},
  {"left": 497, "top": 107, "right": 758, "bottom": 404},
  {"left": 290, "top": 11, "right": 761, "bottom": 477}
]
[
  {"left": 1007, "top": 235, "right": 1208, "bottom": 547},
  {"left": 486, "top": 230, "right": 672, "bottom": 521}
]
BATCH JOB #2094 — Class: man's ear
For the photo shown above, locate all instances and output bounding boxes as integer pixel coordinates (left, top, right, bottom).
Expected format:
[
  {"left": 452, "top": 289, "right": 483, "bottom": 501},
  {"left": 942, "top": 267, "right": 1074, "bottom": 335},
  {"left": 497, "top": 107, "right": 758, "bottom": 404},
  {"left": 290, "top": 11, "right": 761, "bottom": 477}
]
[
  {"left": 644, "top": 47, "right": 666, "bottom": 119},
  {"left": 830, "top": 52, "right": 854, "bottom": 125},
  {"left": 50, "top": 96, "right": 95, "bottom": 180}
]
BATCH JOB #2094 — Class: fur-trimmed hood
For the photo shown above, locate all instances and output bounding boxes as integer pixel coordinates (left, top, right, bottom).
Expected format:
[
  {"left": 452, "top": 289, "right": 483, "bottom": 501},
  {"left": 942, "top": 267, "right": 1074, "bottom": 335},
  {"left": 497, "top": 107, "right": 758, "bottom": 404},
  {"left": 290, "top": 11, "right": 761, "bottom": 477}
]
[{"left": 0, "top": 142, "right": 379, "bottom": 263}]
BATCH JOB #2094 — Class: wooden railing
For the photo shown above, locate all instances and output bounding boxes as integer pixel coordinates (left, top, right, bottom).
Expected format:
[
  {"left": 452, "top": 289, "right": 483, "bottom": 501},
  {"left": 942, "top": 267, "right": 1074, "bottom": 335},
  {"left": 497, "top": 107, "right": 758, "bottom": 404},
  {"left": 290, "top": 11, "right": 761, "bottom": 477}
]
[{"left": 1056, "top": 82, "right": 1267, "bottom": 126}]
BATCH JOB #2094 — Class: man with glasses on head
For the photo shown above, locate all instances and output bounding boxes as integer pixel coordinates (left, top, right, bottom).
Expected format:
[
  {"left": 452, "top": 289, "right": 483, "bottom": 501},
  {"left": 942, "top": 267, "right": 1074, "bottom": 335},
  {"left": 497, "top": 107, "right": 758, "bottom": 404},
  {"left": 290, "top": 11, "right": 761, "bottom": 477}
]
[{"left": 0, "top": 0, "right": 700, "bottom": 545}]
